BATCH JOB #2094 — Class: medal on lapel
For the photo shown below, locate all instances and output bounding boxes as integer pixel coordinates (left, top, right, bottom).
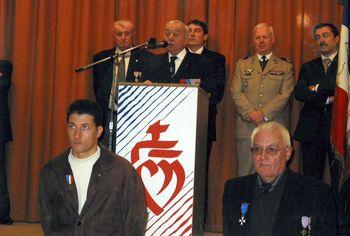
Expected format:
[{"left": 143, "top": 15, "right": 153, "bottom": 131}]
[
  {"left": 239, "top": 203, "right": 249, "bottom": 226},
  {"left": 300, "top": 216, "right": 311, "bottom": 236},
  {"left": 66, "top": 174, "right": 74, "bottom": 185}
]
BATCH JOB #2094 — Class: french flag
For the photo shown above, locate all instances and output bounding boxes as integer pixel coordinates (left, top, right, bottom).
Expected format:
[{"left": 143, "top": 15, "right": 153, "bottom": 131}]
[{"left": 331, "top": 0, "right": 350, "bottom": 186}]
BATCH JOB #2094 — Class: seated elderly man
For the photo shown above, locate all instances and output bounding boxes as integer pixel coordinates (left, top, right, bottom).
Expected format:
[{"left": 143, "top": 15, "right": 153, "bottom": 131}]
[{"left": 222, "top": 121, "right": 337, "bottom": 236}]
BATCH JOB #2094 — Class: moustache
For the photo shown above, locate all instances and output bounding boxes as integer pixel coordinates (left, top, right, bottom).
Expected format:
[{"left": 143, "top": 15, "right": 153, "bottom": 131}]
[{"left": 319, "top": 42, "right": 328, "bottom": 47}]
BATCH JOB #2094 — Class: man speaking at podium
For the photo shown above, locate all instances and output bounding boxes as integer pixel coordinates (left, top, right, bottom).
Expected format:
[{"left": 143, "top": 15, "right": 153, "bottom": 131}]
[{"left": 142, "top": 19, "right": 216, "bottom": 102}]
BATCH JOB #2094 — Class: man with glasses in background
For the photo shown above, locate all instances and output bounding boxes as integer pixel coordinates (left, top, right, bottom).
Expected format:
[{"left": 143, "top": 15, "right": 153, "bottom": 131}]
[{"left": 222, "top": 122, "right": 337, "bottom": 236}]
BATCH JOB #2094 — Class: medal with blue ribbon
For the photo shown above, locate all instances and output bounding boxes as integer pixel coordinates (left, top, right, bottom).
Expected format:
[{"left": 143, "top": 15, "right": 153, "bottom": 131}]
[{"left": 239, "top": 203, "right": 249, "bottom": 226}]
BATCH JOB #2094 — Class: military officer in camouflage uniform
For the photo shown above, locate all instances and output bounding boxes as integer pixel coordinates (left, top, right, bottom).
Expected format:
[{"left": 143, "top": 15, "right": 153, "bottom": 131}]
[{"left": 231, "top": 23, "right": 294, "bottom": 176}]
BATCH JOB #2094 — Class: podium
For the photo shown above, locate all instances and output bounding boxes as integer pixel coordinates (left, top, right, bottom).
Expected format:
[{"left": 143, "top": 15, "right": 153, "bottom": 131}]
[{"left": 114, "top": 83, "right": 209, "bottom": 236}]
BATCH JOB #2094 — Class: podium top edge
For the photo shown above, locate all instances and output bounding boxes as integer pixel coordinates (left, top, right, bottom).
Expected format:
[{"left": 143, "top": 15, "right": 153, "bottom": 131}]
[{"left": 118, "top": 82, "right": 209, "bottom": 97}]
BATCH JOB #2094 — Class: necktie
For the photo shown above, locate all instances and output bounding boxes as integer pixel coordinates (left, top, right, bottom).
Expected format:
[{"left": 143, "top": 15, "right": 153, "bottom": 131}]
[
  {"left": 261, "top": 182, "right": 272, "bottom": 194},
  {"left": 323, "top": 58, "right": 331, "bottom": 73},
  {"left": 169, "top": 56, "right": 177, "bottom": 76},
  {"left": 117, "top": 55, "right": 125, "bottom": 82},
  {"left": 260, "top": 56, "right": 268, "bottom": 71}
]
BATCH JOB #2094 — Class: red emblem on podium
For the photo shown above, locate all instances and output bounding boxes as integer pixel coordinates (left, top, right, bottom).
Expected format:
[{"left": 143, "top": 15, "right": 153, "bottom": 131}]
[{"left": 131, "top": 120, "right": 184, "bottom": 215}]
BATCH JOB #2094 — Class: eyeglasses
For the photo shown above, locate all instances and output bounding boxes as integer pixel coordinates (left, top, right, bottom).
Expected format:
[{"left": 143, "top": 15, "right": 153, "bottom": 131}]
[{"left": 251, "top": 145, "right": 287, "bottom": 156}]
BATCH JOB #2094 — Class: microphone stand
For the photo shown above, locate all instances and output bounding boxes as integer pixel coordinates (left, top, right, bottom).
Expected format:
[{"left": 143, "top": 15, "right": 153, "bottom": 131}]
[{"left": 75, "top": 40, "right": 153, "bottom": 152}]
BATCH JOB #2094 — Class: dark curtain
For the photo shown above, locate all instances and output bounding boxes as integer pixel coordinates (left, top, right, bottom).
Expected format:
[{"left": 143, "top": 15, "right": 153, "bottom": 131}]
[{"left": 0, "top": 0, "right": 342, "bottom": 231}]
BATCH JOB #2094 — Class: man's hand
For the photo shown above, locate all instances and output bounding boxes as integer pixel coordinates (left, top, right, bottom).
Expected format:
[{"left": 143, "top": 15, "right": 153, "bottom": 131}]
[
  {"left": 308, "top": 84, "right": 319, "bottom": 91},
  {"left": 248, "top": 111, "right": 265, "bottom": 125},
  {"left": 143, "top": 80, "right": 153, "bottom": 85}
]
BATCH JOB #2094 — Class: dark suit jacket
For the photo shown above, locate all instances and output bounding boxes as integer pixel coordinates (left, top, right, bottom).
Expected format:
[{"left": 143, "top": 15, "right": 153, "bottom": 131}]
[
  {"left": 201, "top": 48, "right": 226, "bottom": 142},
  {"left": 39, "top": 146, "right": 147, "bottom": 236},
  {"left": 338, "top": 177, "right": 350, "bottom": 235},
  {"left": 0, "top": 60, "right": 13, "bottom": 144},
  {"left": 293, "top": 56, "right": 337, "bottom": 142},
  {"left": 142, "top": 51, "right": 217, "bottom": 142},
  {"left": 222, "top": 170, "right": 337, "bottom": 236},
  {"left": 93, "top": 47, "right": 153, "bottom": 124}
]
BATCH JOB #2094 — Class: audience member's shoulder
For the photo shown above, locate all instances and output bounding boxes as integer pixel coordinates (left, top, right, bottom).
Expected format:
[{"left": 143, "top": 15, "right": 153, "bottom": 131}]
[
  {"left": 203, "top": 48, "right": 225, "bottom": 60},
  {"left": 99, "top": 145, "right": 136, "bottom": 171},
  {"left": 189, "top": 52, "right": 211, "bottom": 65},
  {"left": 289, "top": 170, "right": 331, "bottom": 192},
  {"left": 134, "top": 48, "right": 154, "bottom": 58},
  {"left": 146, "top": 52, "right": 166, "bottom": 61},
  {"left": 225, "top": 174, "right": 255, "bottom": 188},
  {"left": 41, "top": 149, "right": 70, "bottom": 171},
  {"left": 279, "top": 57, "right": 293, "bottom": 64},
  {"left": 302, "top": 57, "right": 321, "bottom": 66},
  {"left": 236, "top": 56, "right": 250, "bottom": 63},
  {"left": 93, "top": 48, "right": 115, "bottom": 59}
]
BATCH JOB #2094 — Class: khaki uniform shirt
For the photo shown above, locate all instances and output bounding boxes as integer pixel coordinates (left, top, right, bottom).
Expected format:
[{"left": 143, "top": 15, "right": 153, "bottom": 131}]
[{"left": 231, "top": 53, "right": 294, "bottom": 139}]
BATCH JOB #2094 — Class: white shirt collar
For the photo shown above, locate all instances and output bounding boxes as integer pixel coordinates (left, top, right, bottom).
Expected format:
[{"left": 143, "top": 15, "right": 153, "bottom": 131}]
[
  {"left": 321, "top": 51, "right": 337, "bottom": 62},
  {"left": 257, "top": 52, "right": 273, "bottom": 61},
  {"left": 188, "top": 46, "right": 204, "bottom": 54},
  {"left": 115, "top": 46, "right": 131, "bottom": 58},
  {"left": 69, "top": 146, "right": 100, "bottom": 162},
  {"left": 168, "top": 48, "right": 187, "bottom": 61}
]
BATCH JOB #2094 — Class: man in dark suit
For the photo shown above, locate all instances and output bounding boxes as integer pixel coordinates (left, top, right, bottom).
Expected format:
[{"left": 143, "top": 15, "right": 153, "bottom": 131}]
[
  {"left": 93, "top": 20, "right": 153, "bottom": 145},
  {"left": 0, "top": 60, "right": 13, "bottom": 225},
  {"left": 338, "top": 177, "right": 350, "bottom": 235},
  {"left": 186, "top": 19, "right": 226, "bottom": 161},
  {"left": 222, "top": 122, "right": 337, "bottom": 236},
  {"left": 142, "top": 19, "right": 216, "bottom": 101},
  {"left": 39, "top": 100, "right": 147, "bottom": 235},
  {"left": 294, "top": 23, "right": 340, "bottom": 189}
]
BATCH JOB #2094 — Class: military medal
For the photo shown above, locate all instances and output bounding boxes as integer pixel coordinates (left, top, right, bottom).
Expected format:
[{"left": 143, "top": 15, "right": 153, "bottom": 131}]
[
  {"left": 239, "top": 203, "right": 249, "bottom": 226},
  {"left": 243, "top": 79, "right": 248, "bottom": 88},
  {"left": 133, "top": 71, "right": 142, "bottom": 83},
  {"left": 300, "top": 216, "right": 311, "bottom": 236},
  {"left": 243, "top": 68, "right": 253, "bottom": 76}
]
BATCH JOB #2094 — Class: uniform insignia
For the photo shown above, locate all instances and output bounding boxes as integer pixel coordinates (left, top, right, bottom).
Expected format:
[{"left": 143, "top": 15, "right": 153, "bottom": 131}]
[
  {"left": 269, "top": 70, "right": 285, "bottom": 75},
  {"left": 243, "top": 79, "right": 249, "bottom": 88},
  {"left": 281, "top": 57, "right": 292, "bottom": 63},
  {"left": 243, "top": 68, "right": 253, "bottom": 76},
  {"left": 180, "top": 78, "right": 201, "bottom": 85},
  {"left": 238, "top": 56, "right": 249, "bottom": 61}
]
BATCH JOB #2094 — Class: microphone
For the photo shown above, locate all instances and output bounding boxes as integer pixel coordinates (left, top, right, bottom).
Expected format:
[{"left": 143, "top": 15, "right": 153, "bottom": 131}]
[{"left": 146, "top": 39, "right": 168, "bottom": 49}]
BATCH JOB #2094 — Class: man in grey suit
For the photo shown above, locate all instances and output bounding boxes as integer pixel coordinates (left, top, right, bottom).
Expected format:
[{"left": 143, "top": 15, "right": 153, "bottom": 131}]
[
  {"left": 39, "top": 100, "right": 147, "bottom": 236},
  {"left": 231, "top": 23, "right": 294, "bottom": 176}
]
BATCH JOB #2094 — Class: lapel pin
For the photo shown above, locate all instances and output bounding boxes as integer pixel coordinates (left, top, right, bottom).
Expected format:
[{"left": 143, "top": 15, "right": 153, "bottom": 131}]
[{"left": 66, "top": 174, "right": 74, "bottom": 185}]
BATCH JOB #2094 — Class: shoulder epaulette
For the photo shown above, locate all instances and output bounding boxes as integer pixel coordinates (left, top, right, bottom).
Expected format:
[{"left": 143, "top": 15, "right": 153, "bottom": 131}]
[
  {"left": 238, "top": 56, "right": 249, "bottom": 61},
  {"left": 281, "top": 57, "right": 292, "bottom": 63}
]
